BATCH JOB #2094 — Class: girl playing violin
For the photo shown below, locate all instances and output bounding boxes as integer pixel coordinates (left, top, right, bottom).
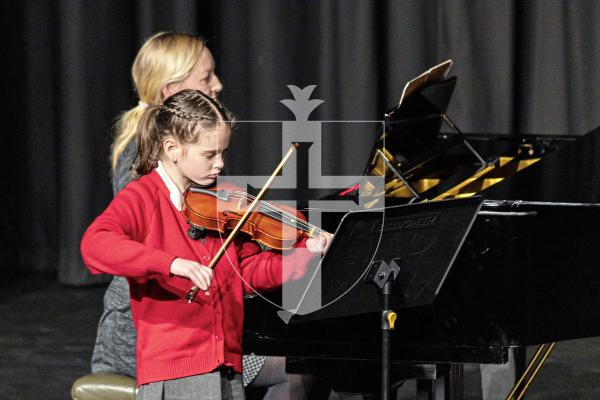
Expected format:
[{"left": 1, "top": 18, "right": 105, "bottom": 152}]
[
  {"left": 81, "top": 88, "right": 332, "bottom": 400},
  {"left": 94, "top": 32, "right": 223, "bottom": 382}
]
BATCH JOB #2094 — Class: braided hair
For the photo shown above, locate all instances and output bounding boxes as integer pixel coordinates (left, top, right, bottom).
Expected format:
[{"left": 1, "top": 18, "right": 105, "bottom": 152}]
[{"left": 135, "top": 89, "right": 235, "bottom": 176}]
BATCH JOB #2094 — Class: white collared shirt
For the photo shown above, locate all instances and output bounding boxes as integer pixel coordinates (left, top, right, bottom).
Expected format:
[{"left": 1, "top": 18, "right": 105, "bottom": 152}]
[{"left": 155, "top": 161, "right": 184, "bottom": 211}]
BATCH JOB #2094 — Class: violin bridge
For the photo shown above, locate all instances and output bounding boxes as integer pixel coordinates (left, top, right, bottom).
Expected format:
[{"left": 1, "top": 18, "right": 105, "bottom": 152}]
[{"left": 237, "top": 193, "right": 247, "bottom": 210}]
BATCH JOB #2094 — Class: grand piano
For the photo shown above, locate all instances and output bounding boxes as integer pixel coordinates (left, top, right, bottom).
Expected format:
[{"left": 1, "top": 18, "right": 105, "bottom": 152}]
[{"left": 242, "top": 64, "right": 600, "bottom": 398}]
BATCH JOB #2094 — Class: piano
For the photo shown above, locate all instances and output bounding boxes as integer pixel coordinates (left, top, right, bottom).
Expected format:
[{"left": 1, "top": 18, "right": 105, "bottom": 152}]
[{"left": 242, "top": 68, "right": 600, "bottom": 399}]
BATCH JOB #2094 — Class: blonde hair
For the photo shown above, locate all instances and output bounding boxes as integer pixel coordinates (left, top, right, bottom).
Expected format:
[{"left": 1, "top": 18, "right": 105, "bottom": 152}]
[
  {"left": 111, "top": 32, "right": 206, "bottom": 170},
  {"left": 136, "top": 89, "right": 235, "bottom": 176}
]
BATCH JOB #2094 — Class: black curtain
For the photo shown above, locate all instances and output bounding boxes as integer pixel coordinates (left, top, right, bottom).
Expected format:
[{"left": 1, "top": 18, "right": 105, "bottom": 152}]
[{"left": 4, "top": 0, "right": 600, "bottom": 285}]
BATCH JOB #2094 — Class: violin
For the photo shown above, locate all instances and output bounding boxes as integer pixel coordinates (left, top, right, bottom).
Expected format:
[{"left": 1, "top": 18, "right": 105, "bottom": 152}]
[
  {"left": 182, "top": 184, "right": 323, "bottom": 250},
  {"left": 183, "top": 144, "right": 326, "bottom": 302}
]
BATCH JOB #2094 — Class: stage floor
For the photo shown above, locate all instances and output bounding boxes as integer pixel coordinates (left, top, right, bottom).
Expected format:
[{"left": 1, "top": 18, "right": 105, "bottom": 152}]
[
  {"left": 1, "top": 273, "right": 599, "bottom": 400},
  {"left": 0, "top": 273, "right": 104, "bottom": 400}
]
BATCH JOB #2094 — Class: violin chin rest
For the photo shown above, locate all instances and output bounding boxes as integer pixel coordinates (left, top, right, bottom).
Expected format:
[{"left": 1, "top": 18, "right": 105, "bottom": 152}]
[{"left": 187, "top": 225, "right": 206, "bottom": 240}]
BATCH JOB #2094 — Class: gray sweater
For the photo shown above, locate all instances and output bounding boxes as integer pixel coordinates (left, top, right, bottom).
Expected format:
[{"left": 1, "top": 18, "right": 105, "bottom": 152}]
[{"left": 91, "top": 140, "right": 138, "bottom": 377}]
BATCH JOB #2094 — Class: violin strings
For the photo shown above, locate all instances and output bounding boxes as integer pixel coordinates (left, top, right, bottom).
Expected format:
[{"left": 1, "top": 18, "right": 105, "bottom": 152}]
[
  {"left": 230, "top": 191, "right": 299, "bottom": 222},
  {"left": 239, "top": 192, "right": 320, "bottom": 234},
  {"left": 196, "top": 187, "right": 312, "bottom": 232},
  {"left": 227, "top": 190, "right": 322, "bottom": 236}
]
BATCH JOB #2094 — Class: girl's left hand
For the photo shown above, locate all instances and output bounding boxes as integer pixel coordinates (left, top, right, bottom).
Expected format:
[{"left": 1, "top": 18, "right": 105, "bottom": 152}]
[{"left": 306, "top": 232, "right": 334, "bottom": 254}]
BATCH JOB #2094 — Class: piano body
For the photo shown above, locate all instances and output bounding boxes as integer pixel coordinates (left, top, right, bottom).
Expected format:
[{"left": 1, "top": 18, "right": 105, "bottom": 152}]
[{"left": 242, "top": 72, "right": 600, "bottom": 397}]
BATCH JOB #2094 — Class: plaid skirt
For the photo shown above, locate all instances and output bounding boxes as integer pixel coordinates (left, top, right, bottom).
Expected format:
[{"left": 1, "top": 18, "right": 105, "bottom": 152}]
[
  {"left": 242, "top": 354, "right": 267, "bottom": 386},
  {"left": 137, "top": 368, "right": 244, "bottom": 400}
]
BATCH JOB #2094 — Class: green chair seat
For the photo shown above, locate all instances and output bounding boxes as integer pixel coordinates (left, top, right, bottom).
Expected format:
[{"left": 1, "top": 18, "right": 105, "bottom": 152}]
[{"left": 71, "top": 373, "right": 136, "bottom": 400}]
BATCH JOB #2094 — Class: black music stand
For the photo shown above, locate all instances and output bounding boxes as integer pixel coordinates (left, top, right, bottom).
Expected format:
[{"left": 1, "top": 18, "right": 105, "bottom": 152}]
[{"left": 289, "top": 197, "right": 483, "bottom": 399}]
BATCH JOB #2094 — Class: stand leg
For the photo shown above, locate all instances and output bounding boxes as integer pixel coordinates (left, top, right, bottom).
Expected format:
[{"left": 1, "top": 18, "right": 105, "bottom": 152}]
[
  {"left": 514, "top": 346, "right": 526, "bottom": 382},
  {"left": 382, "top": 326, "right": 390, "bottom": 400},
  {"left": 382, "top": 280, "right": 397, "bottom": 400},
  {"left": 373, "top": 260, "right": 400, "bottom": 400}
]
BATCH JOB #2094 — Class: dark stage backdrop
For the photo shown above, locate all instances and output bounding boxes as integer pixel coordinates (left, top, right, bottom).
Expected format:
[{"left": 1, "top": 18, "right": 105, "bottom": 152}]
[{"left": 3, "top": 0, "right": 600, "bottom": 285}]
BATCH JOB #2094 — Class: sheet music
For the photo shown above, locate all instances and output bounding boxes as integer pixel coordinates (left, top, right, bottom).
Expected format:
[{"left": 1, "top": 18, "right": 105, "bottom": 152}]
[{"left": 398, "top": 59, "right": 453, "bottom": 106}]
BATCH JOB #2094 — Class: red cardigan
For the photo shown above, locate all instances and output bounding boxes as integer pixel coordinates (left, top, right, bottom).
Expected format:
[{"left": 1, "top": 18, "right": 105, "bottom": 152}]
[{"left": 81, "top": 170, "right": 315, "bottom": 385}]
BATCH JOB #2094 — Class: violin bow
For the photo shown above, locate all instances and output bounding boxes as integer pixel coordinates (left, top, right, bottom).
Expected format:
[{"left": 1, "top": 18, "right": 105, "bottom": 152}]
[{"left": 186, "top": 143, "right": 299, "bottom": 302}]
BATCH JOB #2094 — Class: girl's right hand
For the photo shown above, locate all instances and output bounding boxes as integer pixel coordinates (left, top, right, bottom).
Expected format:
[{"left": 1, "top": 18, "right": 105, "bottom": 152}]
[{"left": 170, "top": 258, "right": 213, "bottom": 291}]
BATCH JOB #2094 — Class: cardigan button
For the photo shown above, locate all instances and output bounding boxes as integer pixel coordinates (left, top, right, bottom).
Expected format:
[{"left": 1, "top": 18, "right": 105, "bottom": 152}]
[{"left": 203, "top": 256, "right": 210, "bottom": 261}]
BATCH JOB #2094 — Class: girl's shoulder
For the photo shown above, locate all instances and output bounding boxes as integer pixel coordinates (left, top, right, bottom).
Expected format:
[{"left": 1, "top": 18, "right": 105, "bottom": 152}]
[{"left": 114, "top": 170, "right": 168, "bottom": 208}]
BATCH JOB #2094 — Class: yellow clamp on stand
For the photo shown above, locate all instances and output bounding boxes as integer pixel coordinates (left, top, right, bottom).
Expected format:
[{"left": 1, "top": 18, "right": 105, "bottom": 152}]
[
  {"left": 387, "top": 311, "right": 397, "bottom": 330},
  {"left": 383, "top": 310, "right": 397, "bottom": 330}
]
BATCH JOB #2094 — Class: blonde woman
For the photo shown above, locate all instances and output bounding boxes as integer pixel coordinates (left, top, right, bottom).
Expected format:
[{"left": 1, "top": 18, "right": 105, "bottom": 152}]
[{"left": 110, "top": 31, "right": 222, "bottom": 194}]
